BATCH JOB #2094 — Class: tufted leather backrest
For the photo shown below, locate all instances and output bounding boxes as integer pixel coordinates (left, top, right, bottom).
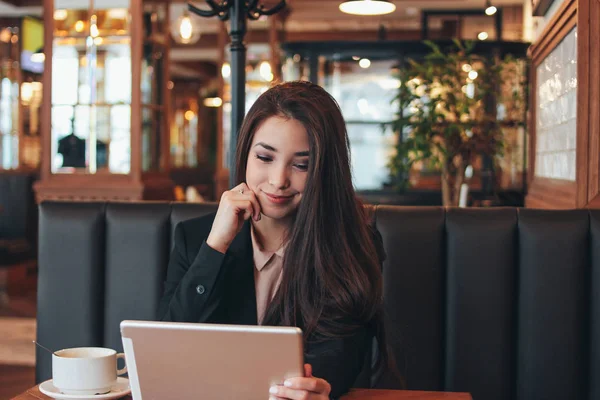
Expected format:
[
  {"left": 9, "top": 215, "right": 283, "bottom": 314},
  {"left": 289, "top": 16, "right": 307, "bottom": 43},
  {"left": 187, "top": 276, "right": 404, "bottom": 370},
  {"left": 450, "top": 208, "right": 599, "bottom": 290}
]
[{"left": 36, "top": 202, "right": 600, "bottom": 400}]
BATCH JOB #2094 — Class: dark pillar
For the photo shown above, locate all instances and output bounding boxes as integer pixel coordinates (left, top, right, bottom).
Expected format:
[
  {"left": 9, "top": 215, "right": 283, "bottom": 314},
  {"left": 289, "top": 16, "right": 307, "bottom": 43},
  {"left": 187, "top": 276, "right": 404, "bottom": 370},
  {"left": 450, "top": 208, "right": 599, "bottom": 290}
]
[{"left": 228, "top": 1, "right": 247, "bottom": 186}]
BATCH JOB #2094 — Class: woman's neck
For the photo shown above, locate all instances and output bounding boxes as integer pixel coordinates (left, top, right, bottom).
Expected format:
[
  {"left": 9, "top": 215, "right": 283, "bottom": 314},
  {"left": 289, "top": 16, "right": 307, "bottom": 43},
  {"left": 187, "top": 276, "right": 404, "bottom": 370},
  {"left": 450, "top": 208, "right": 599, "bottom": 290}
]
[{"left": 251, "top": 215, "right": 292, "bottom": 252}]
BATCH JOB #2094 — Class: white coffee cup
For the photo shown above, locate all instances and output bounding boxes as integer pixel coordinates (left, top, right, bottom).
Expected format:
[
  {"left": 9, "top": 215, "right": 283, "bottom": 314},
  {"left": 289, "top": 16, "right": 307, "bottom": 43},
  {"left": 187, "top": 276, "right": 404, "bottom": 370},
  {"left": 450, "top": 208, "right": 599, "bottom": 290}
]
[{"left": 52, "top": 347, "right": 127, "bottom": 395}]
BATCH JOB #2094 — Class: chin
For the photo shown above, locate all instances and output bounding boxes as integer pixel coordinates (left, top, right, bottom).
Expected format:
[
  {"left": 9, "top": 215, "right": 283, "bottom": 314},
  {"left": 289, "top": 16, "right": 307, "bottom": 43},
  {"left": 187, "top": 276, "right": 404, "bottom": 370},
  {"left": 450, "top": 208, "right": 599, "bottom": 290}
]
[{"left": 260, "top": 205, "right": 297, "bottom": 221}]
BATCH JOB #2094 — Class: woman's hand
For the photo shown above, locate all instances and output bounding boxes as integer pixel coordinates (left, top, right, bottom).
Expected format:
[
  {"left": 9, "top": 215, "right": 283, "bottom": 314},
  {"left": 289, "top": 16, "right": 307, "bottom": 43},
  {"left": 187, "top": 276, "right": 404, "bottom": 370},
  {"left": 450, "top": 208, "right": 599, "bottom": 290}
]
[
  {"left": 206, "top": 183, "right": 261, "bottom": 254},
  {"left": 269, "top": 364, "right": 332, "bottom": 400}
]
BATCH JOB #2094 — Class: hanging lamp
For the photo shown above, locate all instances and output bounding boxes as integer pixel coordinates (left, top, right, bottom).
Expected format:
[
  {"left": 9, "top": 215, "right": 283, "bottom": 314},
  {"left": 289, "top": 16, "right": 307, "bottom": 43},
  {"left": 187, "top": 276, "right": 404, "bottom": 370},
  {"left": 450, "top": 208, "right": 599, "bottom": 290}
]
[{"left": 339, "top": 0, "right": 396, "bottom": 16}]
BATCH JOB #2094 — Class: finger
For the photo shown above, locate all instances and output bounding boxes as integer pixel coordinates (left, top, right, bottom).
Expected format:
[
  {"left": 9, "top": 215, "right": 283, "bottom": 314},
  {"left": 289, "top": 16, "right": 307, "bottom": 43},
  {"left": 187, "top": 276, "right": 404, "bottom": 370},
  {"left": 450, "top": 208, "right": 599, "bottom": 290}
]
[
  {"left": 269, "top": 385, "right": 313, "bottom": 400},
  {"left": 243, "top": 190, "right": 262, "bottom": 221},
  {"left": 229, "top": 185, "right": 260, "bottom": 221},
  {"left": 304, "top": 364, "right": 313, "bottom": 377},
  {"left": 230, "top": 182, "right": 249, "bottom": 194},
  {"left": 231, "top": 200, "right": 254, "bottom": 221},
  {"left": 282, "top": 377, "right": 331, "bottom": 394}
]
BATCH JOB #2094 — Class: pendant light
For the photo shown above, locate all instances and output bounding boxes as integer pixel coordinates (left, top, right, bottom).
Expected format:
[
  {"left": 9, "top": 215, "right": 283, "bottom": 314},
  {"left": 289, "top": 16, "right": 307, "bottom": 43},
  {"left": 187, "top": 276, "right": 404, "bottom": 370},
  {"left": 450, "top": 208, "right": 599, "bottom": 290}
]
[
  {"left": 339, "top": 0, "right": 396, "bottom": 16},
  {"left": 485, "top": 0, "right": 497, "bottom": 15}
]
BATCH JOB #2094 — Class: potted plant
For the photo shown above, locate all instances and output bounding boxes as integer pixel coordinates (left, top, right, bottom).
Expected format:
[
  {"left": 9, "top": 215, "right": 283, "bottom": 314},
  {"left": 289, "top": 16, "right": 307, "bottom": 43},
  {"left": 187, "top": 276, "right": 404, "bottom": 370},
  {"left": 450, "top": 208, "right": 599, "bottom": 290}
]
[{"left": 388, "top": 40, "right": 523, "bottom": 206}]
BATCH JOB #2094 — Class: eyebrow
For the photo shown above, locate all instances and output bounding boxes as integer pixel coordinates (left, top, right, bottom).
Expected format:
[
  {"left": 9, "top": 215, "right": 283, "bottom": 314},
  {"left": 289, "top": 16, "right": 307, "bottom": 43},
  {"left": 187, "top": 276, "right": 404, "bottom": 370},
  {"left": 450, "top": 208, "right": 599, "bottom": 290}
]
[{"left": 254, "top": 142, "right": 309, "bottom": 157}]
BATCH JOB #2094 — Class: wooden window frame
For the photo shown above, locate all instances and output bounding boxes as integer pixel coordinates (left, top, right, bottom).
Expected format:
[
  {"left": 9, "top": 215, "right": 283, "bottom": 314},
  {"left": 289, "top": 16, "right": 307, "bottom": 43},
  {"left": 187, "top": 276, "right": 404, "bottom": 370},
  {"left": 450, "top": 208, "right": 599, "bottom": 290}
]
[
  {"left": 526, "top": 0, "right": 579, "bottom": 208},
  {"left": 527, "top": 0, "right": 600, "bottom": 208}
]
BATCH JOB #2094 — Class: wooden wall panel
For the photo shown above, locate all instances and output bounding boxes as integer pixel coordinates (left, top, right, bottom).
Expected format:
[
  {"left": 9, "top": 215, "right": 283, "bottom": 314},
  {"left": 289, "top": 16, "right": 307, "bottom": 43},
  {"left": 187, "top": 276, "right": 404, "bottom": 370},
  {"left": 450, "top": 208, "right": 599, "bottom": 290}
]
[
  {"left": 527, "top": 0, "right": 600, "bottom": 209},
  {"left": 526, "top": 0, "right": 578, "bottom": 209}
]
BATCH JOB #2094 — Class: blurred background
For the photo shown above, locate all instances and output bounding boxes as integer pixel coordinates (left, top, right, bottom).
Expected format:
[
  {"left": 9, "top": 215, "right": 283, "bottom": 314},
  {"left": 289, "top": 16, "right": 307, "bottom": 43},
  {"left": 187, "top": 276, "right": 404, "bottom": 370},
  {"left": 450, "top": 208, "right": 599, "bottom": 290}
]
[{"left": 0, "top": 0, "right": 592, "bottom": 397}]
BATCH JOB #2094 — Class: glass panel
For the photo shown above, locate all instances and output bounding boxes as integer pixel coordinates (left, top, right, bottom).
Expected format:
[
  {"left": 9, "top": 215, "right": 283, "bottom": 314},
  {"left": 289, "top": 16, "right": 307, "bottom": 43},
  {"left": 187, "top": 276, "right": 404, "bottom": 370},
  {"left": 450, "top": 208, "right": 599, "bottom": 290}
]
[
  {"left": 323, "top": 60, "right": 398, "bottom": 190},
  {"left": 535, "top": 26, "right": 577, "bottom": 181},
  {"left": 51, "top": 0, "right": 131, "bottom": 175},
  {"left": 142, "top": 107, "right": 161, "bottom": 171},
  {"left": 348, "top": 123, "right": 396, "bottom": 190},
  {"left": 170, "top": 108, "right": 198, "bottom": 168},
  {"left": 141, "top": 43, "right": 164, "bottom": 106},
  {"left": 0, "top": 60, "right": 19, "bottom": 169},
  {"left": 109, "top": 104, "right": 130, "bottom": 173},
  {"left": 53, "top": 8, "right": 90, "bottom": 37}
]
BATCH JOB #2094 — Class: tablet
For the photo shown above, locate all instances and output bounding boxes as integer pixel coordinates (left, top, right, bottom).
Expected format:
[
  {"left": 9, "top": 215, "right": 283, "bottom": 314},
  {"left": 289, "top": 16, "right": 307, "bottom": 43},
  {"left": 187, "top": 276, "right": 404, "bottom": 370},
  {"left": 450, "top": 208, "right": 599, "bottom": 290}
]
[{"left": 120, "top": 320, "right": 304, "bottom": 400}]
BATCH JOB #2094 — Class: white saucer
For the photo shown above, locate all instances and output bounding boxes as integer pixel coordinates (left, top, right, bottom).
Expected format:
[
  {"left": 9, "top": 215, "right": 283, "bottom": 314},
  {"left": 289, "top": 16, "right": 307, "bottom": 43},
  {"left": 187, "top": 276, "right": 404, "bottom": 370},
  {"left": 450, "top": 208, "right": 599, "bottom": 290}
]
[{"left": 39, "top": 377, "right": 131, "bottom": 400}]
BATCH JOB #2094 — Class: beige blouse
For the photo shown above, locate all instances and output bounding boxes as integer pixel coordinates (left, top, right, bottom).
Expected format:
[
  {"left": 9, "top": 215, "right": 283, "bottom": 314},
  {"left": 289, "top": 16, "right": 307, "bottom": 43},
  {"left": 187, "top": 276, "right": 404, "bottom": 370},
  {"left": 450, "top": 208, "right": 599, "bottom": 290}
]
[{"left": 250, "top": 226, "right": 285, "bottom": 325}]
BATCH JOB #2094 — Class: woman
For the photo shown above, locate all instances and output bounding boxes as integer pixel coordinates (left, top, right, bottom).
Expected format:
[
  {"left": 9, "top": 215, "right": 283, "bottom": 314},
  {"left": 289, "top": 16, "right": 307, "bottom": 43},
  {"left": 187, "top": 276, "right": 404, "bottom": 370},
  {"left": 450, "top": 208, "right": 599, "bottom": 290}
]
[{"left": 158, "top": 81, "right": 388, "bottom": 399}]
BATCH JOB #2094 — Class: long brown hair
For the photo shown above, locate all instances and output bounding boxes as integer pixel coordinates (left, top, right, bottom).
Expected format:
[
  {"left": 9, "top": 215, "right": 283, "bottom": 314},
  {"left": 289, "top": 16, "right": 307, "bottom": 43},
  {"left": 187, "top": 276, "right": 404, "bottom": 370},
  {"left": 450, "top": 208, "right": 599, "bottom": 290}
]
[{"left": 235, "top": 80, "right": 387, "bottom": 360}]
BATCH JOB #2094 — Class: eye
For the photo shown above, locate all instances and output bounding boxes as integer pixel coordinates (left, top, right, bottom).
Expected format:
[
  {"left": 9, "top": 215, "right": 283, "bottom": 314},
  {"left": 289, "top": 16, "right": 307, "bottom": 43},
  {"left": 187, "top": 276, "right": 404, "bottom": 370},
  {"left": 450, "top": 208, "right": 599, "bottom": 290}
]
[
  {"left": 294, "top": 162, "right": 309, "bottom": 171},
  {"left": 255, "top": 154, "right": 272, "bottom": 163}
]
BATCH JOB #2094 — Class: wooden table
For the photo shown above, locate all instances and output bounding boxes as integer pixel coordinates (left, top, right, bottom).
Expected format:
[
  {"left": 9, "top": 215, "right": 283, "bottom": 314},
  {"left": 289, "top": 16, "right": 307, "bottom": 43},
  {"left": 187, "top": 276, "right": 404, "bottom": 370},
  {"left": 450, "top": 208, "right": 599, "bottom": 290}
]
[{"left": 13, "top": 386, "right": 472, "bottom": 399}]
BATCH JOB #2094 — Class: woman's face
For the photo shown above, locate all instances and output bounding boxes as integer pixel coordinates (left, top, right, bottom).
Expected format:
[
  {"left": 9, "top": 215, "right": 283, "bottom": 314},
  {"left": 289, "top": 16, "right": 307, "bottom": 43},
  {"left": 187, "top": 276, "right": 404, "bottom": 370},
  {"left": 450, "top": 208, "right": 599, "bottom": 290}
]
[{"left": 246, "top": 115, "right": 310, "bottom": 222}]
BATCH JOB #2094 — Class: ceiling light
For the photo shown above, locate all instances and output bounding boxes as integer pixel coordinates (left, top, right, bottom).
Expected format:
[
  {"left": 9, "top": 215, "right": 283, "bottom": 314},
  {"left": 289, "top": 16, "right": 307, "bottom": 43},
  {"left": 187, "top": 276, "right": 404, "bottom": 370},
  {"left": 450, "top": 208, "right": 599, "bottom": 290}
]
[
  {"left": 339, "top": 0, "right": 396, "bottom": 16},
  {"left": 171, "top": 10, "right": 201, "bottom": 44},
  {"left": 359, "top": 58, "right": 371, "bottom": 68},
  {"left": 485, "top": 1, "right": 497, "bottom": 15},
  {"left": 477, "top": 31, "right": 488, "bottom": 40}
]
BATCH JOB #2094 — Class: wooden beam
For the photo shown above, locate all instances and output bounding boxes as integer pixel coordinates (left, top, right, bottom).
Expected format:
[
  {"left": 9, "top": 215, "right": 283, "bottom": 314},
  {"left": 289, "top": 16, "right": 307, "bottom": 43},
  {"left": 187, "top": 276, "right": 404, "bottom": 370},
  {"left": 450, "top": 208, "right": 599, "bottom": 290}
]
[
  {"left": 171, "top": 60, "right": 218, "bottom": 79},
  {"left": 172, "top": 28, "right": 427, "bottom": 49}
]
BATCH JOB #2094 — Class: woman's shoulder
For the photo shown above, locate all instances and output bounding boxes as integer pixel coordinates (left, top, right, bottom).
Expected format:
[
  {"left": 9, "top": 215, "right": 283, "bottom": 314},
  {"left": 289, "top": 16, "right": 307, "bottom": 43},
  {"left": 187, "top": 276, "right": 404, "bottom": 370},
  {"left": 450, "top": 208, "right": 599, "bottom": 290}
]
[{"left": 175, "top": 212, "right": 217, "bottom": 243}]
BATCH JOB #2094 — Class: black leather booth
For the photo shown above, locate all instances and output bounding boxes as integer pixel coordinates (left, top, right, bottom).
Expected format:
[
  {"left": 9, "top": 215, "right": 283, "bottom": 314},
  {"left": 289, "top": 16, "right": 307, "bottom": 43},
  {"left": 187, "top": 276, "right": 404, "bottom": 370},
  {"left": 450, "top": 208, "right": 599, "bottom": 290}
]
[{"left": 36, "top": 202, "right": 600, "bottom": 400}]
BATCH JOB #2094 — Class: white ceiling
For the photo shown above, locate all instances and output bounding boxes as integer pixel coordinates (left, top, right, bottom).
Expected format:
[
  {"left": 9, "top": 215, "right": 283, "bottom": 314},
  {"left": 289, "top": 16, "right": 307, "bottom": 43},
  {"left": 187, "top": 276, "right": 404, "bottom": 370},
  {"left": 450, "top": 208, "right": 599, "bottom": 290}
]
[{"left": 0, "top": 1, "right": 42, "bottom": 16}]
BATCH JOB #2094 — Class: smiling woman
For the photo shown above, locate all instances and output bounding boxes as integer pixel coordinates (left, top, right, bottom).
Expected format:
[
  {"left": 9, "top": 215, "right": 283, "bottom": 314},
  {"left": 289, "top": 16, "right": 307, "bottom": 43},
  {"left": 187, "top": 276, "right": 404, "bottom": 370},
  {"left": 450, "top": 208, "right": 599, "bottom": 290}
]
[
  {"left": 244, "top": 116, "right": 309, "bottom": 221},
  {"left": 158, "top": 81, "right": 393, "bottom": 399}
]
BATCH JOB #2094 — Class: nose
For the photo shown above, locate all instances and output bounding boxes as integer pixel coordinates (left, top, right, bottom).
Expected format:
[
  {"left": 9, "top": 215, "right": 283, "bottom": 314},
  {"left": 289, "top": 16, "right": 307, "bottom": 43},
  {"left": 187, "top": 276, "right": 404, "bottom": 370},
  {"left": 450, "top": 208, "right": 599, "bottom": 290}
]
[{"left": 269, "top": 164, "right": 291, "bottom": 190}]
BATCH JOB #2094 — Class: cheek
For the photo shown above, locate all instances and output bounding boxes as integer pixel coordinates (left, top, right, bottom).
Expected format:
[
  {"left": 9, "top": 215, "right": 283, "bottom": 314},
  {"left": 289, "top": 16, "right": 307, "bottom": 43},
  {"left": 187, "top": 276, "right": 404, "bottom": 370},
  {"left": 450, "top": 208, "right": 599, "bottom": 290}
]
[
  {"left": 245, "top": 158, "right": 264, "bottom": 188},
  {"left": 293, "top": 173, "right": 308, "bottom": 193}
]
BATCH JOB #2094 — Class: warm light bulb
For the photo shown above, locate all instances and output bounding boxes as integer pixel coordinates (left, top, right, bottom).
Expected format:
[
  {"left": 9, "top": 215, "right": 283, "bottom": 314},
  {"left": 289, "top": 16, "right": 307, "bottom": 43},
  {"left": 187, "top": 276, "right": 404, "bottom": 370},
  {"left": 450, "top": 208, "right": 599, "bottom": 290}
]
[
  {"left": 54, "top": 9, "right": 67, "bottom": 20},
  {"left": 468, "top": 70, "right": 478, "bottom": 80},
  {"left": 184, "top": 110, "right": 195, "bottom": 121},
  {"left": 221, "top": 62, "right": 231, "bottom": 78},
  {"left": 21, "top": 82, "right": 33, "bottom": 103},
  {"left": 485, "top": 5, "right": 497, "bottom": 15},
  {"left": 462, "top": 64, "right": 472, "bottom": 72},
  {"left": 90, "top": 24, "right": 99, "bottom": 38},
  {"left": 259, "top": 61, "right": 272, "bottom": 81},
  {"left": 359, "top": 58, "right": 371, "bottom": 68},
  {"left": 179, "top": 16, "right": 193, "bottom": 41},
  {"left": 203, "top": 97, "right": 223, "bottom": 107},
  {"left": 75, "top": 20, "right": 85, "bottom": 32},
  {"left": 477, "top": 31, "right": 489, "bottom": 41}
]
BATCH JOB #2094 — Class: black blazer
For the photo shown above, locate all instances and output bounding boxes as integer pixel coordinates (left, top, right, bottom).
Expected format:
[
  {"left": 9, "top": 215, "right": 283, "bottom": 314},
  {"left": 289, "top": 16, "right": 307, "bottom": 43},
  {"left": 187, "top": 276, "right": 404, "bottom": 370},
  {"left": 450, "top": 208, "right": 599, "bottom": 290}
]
[{"left": 157, "top": 213, "right": 385, "bottom": 398}]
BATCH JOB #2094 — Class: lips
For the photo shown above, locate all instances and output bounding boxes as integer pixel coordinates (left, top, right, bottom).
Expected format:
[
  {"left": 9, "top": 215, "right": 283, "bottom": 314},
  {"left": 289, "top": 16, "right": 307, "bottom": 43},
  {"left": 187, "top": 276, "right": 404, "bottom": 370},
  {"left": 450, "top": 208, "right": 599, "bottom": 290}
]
[{"left": 264, "top": 192, "right": 294, "bottom": 204}]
